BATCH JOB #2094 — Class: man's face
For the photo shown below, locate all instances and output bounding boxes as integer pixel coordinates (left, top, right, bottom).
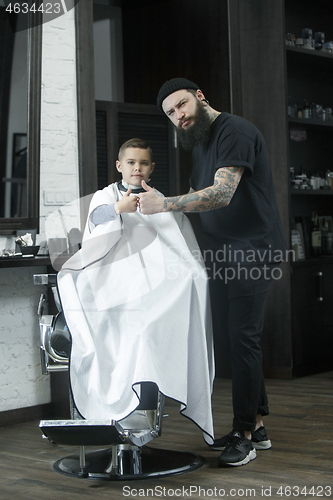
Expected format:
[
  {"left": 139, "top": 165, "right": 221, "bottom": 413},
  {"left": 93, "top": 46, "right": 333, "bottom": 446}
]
[
  {"left": 116, "top": 148, "right": 155, "bottom": 186},
  {"left": 162, "top": 89, "right": 201, "bottom": 129},
  {"left": 162, "top": 89, "right": 212, "bottom": 150}
]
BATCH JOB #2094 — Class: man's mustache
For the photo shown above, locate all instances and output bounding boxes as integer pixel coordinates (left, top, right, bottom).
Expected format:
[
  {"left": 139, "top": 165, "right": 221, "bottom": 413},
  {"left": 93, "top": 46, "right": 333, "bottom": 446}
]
[{"left": 178, "top": 116, "right": 194, "bottom": 128}]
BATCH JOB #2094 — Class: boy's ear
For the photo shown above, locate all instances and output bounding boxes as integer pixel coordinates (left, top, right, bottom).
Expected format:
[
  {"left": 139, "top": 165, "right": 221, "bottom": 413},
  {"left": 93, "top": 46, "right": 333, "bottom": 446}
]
[
  {"left": 150, "top": 162, "right": 155, "bottom": 174},
  {"left": 116, "top": 160, "right": 122, "bottom": 172}
]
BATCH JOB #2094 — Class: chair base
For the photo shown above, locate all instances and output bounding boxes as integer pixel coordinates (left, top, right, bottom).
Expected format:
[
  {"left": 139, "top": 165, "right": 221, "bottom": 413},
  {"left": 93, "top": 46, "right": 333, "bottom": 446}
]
[{"left": 53, "top": 446, "right": 206, "bottom": 480}]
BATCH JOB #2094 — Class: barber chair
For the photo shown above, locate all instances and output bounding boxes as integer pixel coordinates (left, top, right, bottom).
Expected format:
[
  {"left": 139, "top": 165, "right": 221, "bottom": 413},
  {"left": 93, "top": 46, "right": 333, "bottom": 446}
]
[{"left": 34, "top": 274, "right": 205, "bottom": 480}]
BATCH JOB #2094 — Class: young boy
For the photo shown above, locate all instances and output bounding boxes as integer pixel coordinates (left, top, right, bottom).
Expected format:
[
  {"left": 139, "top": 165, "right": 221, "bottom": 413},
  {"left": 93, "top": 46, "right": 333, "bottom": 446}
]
[
  {"left": 89, "top": 138, "right": 155, "bottom": 226},
  {"left": 57, "top": 138, "right": 215, "bottom": 445}
]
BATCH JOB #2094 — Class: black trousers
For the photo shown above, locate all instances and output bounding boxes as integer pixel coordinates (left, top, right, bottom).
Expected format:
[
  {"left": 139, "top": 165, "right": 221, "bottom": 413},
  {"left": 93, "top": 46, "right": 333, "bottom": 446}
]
[{"left": 208, "top": 263, "right": 277, "bottom": 433}]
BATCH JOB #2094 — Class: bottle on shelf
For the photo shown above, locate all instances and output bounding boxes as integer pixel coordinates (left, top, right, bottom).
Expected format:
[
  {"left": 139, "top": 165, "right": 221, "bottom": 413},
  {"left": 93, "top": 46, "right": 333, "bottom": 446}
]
[
  {"left": 303, "top": 99, "right": 311, "bottom": 119},
  {"left": 288, "top": 100, "right": 297, "bottom": 117},
  {"left": 285, "top": 33, "right": 296, "bottom": 46},
  {"left": 314, "top": 32, "right": 325, "bottom": 51},
  {"left": 322, "top": 41, "right": 333, "bottom": 53},
  {"left": 302, "top": 28, "right": 314, "bottom": 50},
  {"left": 328, "top": 171, "right": 333, "bottom": 190},
  {"left": 309, "top": 175, "right": 317, "bottom": 190},
  {"left": 310, "top": 211, "right": 322, "bottom": 256},
  {"left": 295, "top": 38, "right": 304, "bottom": 48},
  {"left": 325, "top": 169, "right": 332, "bottom": 190},
  {"left": 297, "top": 101, "right": 303, "bottom": 118},
  {"left": 321, "top": 217, "right": 333, "bottom": 255},
  {"left": 325, "top": 107, "right": 332, "bottom": 122}
]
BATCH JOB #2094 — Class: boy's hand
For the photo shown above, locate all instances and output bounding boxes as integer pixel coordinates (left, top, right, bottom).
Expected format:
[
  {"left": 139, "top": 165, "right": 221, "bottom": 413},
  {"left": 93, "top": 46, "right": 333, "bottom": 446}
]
[
  {"left": 115, "top": 187, "right": 138, "bottom": 214},
  {"left": 138, "top": 181, "right": 164, "bottom": 214}
]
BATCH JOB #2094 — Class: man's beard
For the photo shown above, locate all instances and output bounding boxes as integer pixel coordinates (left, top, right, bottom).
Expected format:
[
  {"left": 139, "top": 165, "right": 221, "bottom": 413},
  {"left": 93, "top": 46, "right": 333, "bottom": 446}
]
[{"left": 176, "top": 102, "right": 212, "bottom": 150}]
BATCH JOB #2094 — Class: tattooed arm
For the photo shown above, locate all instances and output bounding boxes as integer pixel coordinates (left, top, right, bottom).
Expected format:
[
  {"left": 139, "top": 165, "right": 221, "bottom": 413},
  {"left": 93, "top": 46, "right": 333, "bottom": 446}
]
[
  {"left": 163, "top": 166, "right": 244, "bottom": 212},
  {"left": 138, "top": 167, "right": 244, "bottom": 214}
]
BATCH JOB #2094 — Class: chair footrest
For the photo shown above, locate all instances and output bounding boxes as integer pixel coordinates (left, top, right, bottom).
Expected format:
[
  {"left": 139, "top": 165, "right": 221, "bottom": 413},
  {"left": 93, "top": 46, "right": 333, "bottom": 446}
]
[{"left": 39, "top": 419, "right": 126, "bottom": 446}]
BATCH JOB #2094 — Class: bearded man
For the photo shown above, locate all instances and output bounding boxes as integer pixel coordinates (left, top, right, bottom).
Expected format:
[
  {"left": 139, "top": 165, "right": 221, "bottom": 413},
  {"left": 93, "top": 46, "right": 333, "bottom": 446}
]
[{"left": 138, "top": 78, "right": 287, "bottom": 467}]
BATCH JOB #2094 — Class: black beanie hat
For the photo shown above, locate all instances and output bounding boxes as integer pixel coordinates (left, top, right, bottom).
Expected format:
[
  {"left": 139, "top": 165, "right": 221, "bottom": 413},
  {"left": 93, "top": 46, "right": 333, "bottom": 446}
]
[{"left": 157, "top": 78, "right": 200, "bottom": 112}]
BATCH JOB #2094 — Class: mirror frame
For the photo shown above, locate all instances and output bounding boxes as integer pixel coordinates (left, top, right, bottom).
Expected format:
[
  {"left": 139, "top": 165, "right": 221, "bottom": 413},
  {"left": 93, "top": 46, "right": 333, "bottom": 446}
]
[
  {"left": 0, "top": 9, "right": 42, "bottom": 232},
  {"left": 75, "top": 0, "right": 98, "bottom": 200}
]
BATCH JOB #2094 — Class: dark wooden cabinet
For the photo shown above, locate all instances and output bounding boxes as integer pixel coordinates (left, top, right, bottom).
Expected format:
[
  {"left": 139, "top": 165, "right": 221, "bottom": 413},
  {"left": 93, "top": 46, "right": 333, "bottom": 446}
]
[
  {"left": 229, "top": 0, "right": 333, "bottom": 378},
  {"left": 291, "top": 261, "right": 333, "bottom": 376},
  {"left": 286, "top": 1, "right": 333, "bottom": 376}
]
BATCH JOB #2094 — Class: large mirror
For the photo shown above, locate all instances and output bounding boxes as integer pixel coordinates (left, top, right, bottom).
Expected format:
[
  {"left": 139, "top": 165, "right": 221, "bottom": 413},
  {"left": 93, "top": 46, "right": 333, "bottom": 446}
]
[{"left": 0, "top": 5, "right": 41, "bottom": 231}]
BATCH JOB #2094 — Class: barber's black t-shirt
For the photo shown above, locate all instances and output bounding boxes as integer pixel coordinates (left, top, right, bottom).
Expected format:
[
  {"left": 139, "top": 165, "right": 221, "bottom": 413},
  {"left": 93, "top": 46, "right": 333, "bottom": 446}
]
[{"left": 189, "top": 112, "right": 287, "bottom": 265}]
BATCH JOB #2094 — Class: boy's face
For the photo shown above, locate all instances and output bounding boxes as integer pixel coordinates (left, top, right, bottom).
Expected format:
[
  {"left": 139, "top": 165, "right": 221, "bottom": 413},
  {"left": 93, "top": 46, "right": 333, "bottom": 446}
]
[{"left": 116, "top": 148, "right": 155, "bottom": 187}]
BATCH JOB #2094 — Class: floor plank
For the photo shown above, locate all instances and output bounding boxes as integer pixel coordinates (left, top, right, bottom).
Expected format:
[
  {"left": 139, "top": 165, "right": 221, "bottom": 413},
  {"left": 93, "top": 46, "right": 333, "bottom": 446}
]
[{"left": 0, "top": 372, "right": 332, "bottom": 500}]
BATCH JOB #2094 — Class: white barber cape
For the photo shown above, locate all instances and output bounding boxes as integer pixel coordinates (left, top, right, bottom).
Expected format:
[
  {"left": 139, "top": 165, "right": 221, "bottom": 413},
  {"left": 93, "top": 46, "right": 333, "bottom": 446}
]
[{"left": 57, "top": 183, "right": 215, "bottom": 444}]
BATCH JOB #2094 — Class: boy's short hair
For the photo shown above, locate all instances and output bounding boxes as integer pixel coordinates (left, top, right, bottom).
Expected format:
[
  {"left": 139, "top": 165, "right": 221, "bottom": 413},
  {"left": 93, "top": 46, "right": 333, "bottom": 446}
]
[{"left": 118, "top": 138, "right": 153, "bottom": 162}]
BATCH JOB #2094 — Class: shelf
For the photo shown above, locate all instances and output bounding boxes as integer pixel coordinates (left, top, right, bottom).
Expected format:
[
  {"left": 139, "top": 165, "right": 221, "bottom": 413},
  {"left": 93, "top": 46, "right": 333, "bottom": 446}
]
[
  {"left": 292, "top": 255, "right": 333, "bottom": 267},
  {"left": 291, "top": 189, "right": 333, "bottom": 195},
  {"left": 286, "top": 45, "right": 333, "bottom": 61},
  {"left": 0, "top": 256, "right": 51, "bottom": 269},
  {"left": 288, "top": 117, "right": 333, "bottom": 128},
  {"left": 286, "top": 45, "right": 333, "bottom": 87}
]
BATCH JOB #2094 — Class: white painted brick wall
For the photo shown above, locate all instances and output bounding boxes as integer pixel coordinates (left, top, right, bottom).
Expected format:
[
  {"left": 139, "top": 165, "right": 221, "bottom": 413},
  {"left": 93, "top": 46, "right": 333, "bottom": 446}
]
[
  {"left": 39, "top": 8, "right": 79, "bottom": 241},
  {"left": 0, "top": 9, "right": 79, "bottom": 413},
  {"left": 0, "top": 267, "right": 51, "bottom": 411}
]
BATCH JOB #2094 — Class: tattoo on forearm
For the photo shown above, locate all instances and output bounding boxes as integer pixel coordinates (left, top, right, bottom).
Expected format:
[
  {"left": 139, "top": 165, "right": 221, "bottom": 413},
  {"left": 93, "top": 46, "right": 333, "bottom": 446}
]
[{"left": 163, "top": 167, "right": 244, "bottom": 213}]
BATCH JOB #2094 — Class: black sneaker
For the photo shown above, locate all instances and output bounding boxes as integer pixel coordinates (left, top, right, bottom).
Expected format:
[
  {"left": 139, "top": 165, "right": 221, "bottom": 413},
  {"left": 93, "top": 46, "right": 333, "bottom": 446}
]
[
  {"left": 209, "top": 431, "right": 233, "bottom": 451},
  {"left": 210, "top": 426, "right": 271, "bottom": 451},
  {"left": 252, "top": 426, "right": 272, "bottom": 450},
  {"left": 217, "top": 431, "right": 256, "bottom": 467}
]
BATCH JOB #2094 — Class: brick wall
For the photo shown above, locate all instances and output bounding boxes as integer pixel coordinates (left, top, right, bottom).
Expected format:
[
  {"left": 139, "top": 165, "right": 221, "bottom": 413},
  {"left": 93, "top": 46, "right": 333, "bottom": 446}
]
[
  {"left": 39, "top": 8, "right": 79, "bottom": 241},
  {"left": 0, "top": 8, "right": 79, "bottom": 414},
  {"left": 0, "top": 267, "right": 51, "bottom": 412}
]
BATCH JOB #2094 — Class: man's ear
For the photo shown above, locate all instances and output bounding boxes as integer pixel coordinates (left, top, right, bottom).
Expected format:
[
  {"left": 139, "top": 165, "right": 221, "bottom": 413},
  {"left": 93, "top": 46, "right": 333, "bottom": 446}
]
[
  {"left": 116, "top": 160, "right": 122, "bottom": 172},
  {"left": 196, "top": 89, "right": 205, "bottom": 100}
]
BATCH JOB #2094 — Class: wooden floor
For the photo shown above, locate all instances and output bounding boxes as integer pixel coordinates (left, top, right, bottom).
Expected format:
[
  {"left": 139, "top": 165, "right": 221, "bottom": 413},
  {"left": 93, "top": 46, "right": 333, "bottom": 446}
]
[{"left": 0, "top": 372, "right": 332, "bottom": 500}]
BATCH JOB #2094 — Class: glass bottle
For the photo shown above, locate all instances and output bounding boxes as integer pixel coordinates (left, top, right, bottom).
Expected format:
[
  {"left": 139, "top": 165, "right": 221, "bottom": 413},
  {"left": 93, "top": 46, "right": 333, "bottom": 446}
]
[
  {"left": 310, "top": 211, "right": 321, "bottom": 256},
  {"left": 321, "top": 217, "right": 333, "bottom": 255},
  {"left": 303, "top": 100, "right": 310, "bottom": 119},
  {"left": 314, "top": 32, "right": 325, "bottom": 51},
  {"left": 297, "top": 102, "right": 303, "bottom": 118},
  {"left": 325, "top": 169, "right": 331, "bottom": 188}
]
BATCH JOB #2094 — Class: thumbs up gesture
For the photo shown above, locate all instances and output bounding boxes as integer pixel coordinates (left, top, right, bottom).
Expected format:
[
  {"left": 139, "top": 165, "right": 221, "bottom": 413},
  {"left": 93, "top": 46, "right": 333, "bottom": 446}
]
[
  {"left": 115, "top": 187, "right": 138, "bottom": 214},
  {"left": 138, "top": 181, "right": 164, "bottom": 214}
]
